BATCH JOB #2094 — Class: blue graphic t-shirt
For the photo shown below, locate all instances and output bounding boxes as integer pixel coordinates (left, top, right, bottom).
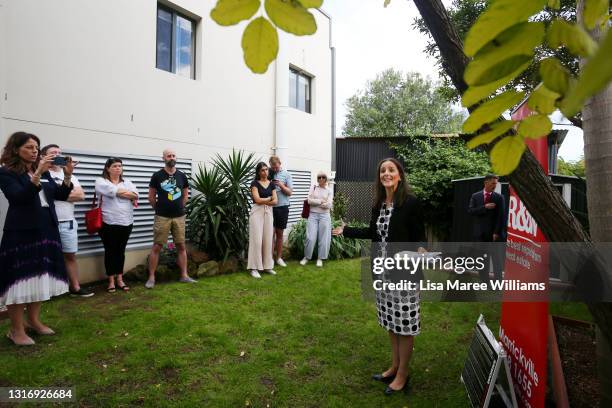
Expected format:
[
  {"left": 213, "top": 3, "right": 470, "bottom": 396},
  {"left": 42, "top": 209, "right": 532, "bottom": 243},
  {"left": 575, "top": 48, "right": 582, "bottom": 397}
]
[{"left": 149, "top": 169, "right": 189, "bottom": 217}]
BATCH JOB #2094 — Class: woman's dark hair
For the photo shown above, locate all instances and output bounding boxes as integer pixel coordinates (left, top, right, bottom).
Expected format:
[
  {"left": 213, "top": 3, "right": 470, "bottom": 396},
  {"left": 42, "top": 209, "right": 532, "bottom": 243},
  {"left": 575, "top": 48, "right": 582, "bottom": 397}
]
[
  {"left": 102, "top": 157, "right": 124, "bottom": 182},
  {"left": 373, "top": 157, "right": 412, "bottom": 209},
  {"left": 0, "top": 132, "right": 41, "bottom": 174},
  {"left": 255, "top": 162, "right": 269, "bottom": 181}
]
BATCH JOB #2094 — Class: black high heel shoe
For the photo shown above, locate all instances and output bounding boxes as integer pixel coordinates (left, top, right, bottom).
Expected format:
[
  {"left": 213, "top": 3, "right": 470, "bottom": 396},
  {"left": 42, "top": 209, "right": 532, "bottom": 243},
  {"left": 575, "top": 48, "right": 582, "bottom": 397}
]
[{"left": 372, "top": 373, "right": 395, "bottom": 384}]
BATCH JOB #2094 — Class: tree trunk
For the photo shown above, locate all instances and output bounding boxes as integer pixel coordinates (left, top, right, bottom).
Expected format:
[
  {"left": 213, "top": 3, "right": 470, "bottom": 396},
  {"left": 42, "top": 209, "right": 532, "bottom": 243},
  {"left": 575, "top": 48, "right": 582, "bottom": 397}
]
[
  {"left": 577, "top": 1, "right": 612, "bottom": 403},
  {"left": 412, "top": 0, "right": 612, "bottom": 357}
]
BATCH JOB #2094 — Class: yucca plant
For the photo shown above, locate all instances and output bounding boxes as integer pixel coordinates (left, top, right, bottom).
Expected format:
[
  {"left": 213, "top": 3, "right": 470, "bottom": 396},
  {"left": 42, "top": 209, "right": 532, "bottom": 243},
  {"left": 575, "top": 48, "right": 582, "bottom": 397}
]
[{"left": 186, "top": 150, "right": 257, "bottom": 260}]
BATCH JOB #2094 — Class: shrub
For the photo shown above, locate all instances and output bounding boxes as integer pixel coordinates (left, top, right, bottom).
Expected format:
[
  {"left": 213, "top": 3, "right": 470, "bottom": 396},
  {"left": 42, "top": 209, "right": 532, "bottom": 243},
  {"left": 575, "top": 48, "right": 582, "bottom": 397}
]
[
  {"left": 288, "top": 218, "right": 368, "bottom": 260},
  {"left": 331, "top": 192, "right": 348, "bottom": 220},
  {"left": 186, "top": 150, "right": 257, "bottom": 260}
]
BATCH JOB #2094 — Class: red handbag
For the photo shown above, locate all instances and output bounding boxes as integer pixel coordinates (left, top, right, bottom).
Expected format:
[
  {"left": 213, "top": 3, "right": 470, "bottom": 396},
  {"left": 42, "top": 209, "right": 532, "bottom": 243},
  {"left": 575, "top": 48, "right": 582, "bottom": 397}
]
[
  {"left": 301, "top": 186, "right": 316, "bottom": 219},
  {"left": 85, "top": 192, "right": 103, "bottom": 234}
]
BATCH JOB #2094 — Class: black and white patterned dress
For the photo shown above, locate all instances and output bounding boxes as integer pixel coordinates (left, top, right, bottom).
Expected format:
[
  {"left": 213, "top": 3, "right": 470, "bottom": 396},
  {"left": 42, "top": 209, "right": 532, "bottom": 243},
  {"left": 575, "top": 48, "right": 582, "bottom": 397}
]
[{"left": 375, "top": 202, "right": 421, "bottom": 336}]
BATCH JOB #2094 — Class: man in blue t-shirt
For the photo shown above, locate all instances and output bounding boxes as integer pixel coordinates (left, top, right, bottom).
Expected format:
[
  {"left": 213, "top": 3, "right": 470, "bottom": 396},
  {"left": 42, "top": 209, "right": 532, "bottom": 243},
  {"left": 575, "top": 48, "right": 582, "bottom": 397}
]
[
  {"left": 269, "top": 156, "right": 293, "bottom": 267},
  {"left": 146, "top": 148, "right": 197, "bottom": 288}
]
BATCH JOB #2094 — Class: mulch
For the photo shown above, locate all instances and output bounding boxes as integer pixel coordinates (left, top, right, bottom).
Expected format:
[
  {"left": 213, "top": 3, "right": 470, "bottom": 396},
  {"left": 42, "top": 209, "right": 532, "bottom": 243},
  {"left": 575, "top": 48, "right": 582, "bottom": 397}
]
[{"left": 555, "top": 318, "right": 599, "bottom": 408}]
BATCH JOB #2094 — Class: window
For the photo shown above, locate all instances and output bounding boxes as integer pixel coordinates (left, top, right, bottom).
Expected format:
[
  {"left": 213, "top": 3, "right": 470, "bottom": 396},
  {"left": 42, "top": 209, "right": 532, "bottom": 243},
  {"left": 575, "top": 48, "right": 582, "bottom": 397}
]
[
  {"left": 156, "top": 4, "right": 195, "bottom": 79},
  {"left": 289, "top": 68, "right": 312, "bottom": 113}
]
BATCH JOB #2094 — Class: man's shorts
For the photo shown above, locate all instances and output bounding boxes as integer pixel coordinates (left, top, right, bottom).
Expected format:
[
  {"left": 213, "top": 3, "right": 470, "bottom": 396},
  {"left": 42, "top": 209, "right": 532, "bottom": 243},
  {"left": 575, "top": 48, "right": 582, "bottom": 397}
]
[
  {"left": 153, "top": 215, "right": 186, "bottom": 245},
  {"left": 272, "top": 206, "right": 290, "bottom": 230},
  {"left": 58, "top": 219, "right": 78, "bottom": 254}
]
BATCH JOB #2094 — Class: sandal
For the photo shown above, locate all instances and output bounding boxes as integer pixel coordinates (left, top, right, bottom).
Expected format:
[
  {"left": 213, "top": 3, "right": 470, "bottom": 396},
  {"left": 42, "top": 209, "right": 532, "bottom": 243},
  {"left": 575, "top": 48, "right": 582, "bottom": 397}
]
[
  {"left": 107, "top": 286, "right": 116, "bottom": 293},
  {"left": 117, "top": 284, "right": 130, "bottom": 292}
]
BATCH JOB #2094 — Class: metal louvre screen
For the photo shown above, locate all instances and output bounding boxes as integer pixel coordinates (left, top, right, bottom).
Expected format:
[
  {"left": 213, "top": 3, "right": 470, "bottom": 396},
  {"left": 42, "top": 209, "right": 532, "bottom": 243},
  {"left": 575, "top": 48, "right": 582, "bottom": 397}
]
[
  {"left": 287, "top": 170, "right": 311, "bottom": 226},
  {"left": 335, "top": 181, "right": 373, "bottom": 223},
  {"left": 65, "top": 150, "right": 191, "bottom": 255}
]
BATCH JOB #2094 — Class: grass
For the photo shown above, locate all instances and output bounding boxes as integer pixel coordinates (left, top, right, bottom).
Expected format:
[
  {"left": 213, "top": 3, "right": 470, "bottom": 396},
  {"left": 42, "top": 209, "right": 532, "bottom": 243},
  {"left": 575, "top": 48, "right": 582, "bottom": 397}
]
[{"left": 0, "top": 259, "right": 591, "bottom": 407}]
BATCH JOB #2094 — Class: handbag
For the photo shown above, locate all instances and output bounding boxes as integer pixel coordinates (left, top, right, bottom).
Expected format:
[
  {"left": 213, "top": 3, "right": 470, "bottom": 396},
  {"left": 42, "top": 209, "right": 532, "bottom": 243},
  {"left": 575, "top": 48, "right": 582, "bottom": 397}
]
[
  {"left": 301, "top": 186, "right": 316, "bottom": 219},
  {"left": 85, "top": 192, "right": 103, "bottom": 234}
]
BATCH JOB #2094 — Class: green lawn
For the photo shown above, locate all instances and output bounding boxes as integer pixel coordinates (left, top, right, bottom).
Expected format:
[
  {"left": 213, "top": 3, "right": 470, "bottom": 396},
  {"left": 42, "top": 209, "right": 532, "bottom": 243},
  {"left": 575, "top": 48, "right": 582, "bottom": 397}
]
[{"left": 0, "top": 259, "right": 590, "bottom": 407}]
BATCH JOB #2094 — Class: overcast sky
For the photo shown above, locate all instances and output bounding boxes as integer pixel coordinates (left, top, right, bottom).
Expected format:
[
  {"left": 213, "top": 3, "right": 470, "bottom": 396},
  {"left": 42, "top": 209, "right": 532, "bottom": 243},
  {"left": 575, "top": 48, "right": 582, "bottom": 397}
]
[{"left": 322, "top": 0, "right": 584, "bottom": 161}]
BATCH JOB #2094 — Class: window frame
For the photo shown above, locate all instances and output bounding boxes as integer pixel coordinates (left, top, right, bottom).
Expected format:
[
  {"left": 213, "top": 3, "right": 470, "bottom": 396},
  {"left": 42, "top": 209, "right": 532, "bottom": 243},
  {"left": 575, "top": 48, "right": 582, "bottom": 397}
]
[
  {"left": 156, "top": 3, "right": 196, "bottom": 79},
  {"left": 289, "top": 67, "right": 313, "bottom": 114}
]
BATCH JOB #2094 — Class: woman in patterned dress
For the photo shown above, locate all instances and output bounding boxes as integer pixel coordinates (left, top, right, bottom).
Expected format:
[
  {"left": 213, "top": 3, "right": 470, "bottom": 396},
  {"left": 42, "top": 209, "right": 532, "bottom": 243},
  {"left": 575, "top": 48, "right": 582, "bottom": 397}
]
[
  {"left": 333, "top": 158, "right": 426, "bottom": 395},
  {"left": 0, "top": 132, "right": 75, "bottom": 346}
]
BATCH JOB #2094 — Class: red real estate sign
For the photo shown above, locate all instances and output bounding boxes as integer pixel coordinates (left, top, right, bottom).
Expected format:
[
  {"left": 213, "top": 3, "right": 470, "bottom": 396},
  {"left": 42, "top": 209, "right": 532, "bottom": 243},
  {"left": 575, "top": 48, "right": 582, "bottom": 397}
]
[{"left": 499, "top": 102, "right": 549, "bottom": 408}]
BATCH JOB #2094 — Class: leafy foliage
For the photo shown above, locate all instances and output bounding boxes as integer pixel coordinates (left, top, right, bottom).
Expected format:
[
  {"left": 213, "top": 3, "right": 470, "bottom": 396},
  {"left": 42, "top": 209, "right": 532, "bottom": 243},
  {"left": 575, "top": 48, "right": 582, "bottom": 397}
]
[
  {"left": 331, "top": 191, "right": 348, "bottom": 220},
  {"left": 287, "top": 219, "right": 368, "bottom": 260},
  {"left": 210, "top": 0, "right": 321, "bottom": 73},
  {"left": 392, "top": 138, "right": 491, "bottom": 240},
  {"left": 557, "top": 155, "right": 586, "bottom": 177},
  {"left": 241, "top": 17, "right": 279, "bottom": 74},
  {"left": 414, "top": 0, "right": 581, "bottom": 103},
  {"left": 186, "top": 150, "right": 257, "bottom": 260},
  {"left": 343, "top": 69, "right": 464, "bottom": 137},
  {"left": 457, "top": 0, "right": 611, "bottom": 175}
]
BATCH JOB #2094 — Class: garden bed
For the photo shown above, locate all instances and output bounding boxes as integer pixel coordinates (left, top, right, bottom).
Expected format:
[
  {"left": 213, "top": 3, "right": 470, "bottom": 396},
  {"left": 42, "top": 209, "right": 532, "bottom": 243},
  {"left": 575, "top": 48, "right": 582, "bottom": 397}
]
[{"left": 553, "top": 316, "right": 599, "bottom": 408}]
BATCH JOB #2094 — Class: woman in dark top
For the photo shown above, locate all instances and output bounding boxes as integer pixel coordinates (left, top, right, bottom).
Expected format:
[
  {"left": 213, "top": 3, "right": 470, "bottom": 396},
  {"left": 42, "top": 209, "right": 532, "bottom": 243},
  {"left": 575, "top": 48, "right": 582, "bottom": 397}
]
[
  {"left": 333, "top": 158, "right": 426, "bottom": 395},
  {"left": 0, "top": 132, "right": 75, "bottom": 346},
  {"left": 247, "top": 162, "right": 278, "bottom": 278}
]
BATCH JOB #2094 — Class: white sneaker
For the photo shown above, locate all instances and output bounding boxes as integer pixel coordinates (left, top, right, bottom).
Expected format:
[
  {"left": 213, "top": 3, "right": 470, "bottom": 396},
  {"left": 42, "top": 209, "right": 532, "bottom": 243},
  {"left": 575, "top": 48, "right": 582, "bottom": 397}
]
[
  {"left": 316, "top": 259, "right": 323, "bottom": 267},
  {"left": 299, "top": 258, "right": 308, "bottom": 266},
  {"left": 250, "top": 270, "right": 261, "bottom": 279},
  {"left": 264, "top": 269, "right": 277, "bottom": 275},
  {"left": 276, "top": 258, "right": 287, "bottom": 267}
]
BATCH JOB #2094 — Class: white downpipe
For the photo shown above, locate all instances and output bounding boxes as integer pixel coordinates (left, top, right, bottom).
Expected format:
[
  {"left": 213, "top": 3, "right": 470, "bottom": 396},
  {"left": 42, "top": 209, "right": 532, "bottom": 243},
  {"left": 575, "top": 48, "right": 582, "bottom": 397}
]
[{"left": 274, "top": 32, "right": 290, "bottom": 167}]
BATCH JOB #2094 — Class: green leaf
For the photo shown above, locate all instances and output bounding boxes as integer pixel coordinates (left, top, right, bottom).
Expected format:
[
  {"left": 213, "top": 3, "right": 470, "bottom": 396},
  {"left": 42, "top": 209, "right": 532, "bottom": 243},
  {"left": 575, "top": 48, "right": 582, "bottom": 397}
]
[
  {"left": 265, "top": 0, "right": 316, "bottom": 35},
  {"left": 547, "top": 20, "right": 597, "bottom": 57},
  {"left": 517, "top": 114, "right": 552, "bottom": 139},
  {"left": 466, "top": 120, "right": 516, "bottom": 149},
  {"left": 466, "top": 55, "right": 533, "bottom": 87},
  {"left": 210, "top": 0, "right": 261, "bottom": 26},
  {"left": 462, "top": 90, "right": 525, "bottom": 133},
  {"left": 561, "top": 29, "right": 612, "bottom": 117},
  {"left": 384, "top": 0, "right": 391, "bottom": 6},
  {"left": 241, "top": 17, "right": 279, "bottom": 74},
  {"left": 547, "top": 0, "right": 561, "bottom": 10},
  {"left": 583, "top": 0, "right": 609, "bottom": 29},
  {"left": 465, "top": 22, "right": 544, "bottom": 86},
  {"left": 298, "top": 0, "right": 323, "bottom": 7},
  {"left": 540, "top": 57, "right": 571, "bottom": 94},
  {"left": 464, "top": 0, "right": 547, "bottom": 57},
  {"left": 461, "top": 60, "right": 531, "bottom": 108},
  {"left": 527, "top": 85, "right": 561, "bottom": 115},
  {"left": 491, "top": 136, "right": 526, "bottom": 175}
]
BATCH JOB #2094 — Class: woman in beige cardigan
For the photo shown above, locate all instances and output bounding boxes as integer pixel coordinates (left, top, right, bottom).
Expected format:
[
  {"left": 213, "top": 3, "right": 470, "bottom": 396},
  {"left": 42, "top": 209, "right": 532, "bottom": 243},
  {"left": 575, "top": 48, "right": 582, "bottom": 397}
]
[{"left": 300, "top": 171, "right": 333, "bottom": 267}]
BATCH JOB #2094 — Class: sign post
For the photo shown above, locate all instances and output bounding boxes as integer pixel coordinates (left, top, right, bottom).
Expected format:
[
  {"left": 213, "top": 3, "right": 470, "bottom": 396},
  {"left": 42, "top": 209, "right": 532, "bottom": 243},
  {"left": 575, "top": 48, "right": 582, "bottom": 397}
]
[{"left": 499, "top": 102, "right": 550, "bottom": 407}]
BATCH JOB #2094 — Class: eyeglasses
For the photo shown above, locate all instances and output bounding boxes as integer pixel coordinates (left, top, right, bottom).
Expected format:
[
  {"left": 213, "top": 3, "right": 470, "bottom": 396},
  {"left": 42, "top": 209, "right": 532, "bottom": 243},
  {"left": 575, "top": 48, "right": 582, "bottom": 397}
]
[{"left": 317, "top": 176, "right": 327, "bottom": 180}]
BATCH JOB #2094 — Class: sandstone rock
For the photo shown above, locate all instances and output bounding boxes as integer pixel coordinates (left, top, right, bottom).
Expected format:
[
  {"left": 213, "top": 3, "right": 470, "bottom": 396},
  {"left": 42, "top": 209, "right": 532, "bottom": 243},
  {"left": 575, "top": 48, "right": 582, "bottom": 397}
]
[
  {"left": 156, "top": 265, "right": 180, "bottom": 282},
  {"left": 218, "top": 257, "right": 240, "bottom": 275},
  {"left": 188, "top": 248, "right": 210, "bottom": 265},
  {"left": 197, "top": 261, "right": 219, "bottom": 277},
  {"left": 125, "top": 264, "right": 147, "bottom": 282}
]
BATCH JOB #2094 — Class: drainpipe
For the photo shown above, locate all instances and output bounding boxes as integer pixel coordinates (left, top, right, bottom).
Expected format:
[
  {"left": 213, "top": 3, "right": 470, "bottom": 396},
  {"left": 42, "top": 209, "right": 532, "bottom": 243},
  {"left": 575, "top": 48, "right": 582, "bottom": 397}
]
[{"left": 274, "top": 32, "right": 290, "bottom": 166}]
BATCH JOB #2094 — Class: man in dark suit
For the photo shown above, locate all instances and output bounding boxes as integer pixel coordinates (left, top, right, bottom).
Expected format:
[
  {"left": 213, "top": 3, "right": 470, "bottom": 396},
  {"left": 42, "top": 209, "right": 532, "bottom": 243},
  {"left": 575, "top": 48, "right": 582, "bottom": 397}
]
[{"left": 468, "top": 174, "right": 506, "bottom": 282}]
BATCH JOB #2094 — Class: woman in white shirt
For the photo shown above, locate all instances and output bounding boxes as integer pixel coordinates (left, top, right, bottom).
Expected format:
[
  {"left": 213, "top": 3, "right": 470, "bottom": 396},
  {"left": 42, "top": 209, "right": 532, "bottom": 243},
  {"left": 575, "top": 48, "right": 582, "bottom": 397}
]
[
  {"left": 94, "top": 158, "right": 138, "bottom": 292},
  {"left": 300, "top": 171, "right": 333, "bottom": 267}
]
